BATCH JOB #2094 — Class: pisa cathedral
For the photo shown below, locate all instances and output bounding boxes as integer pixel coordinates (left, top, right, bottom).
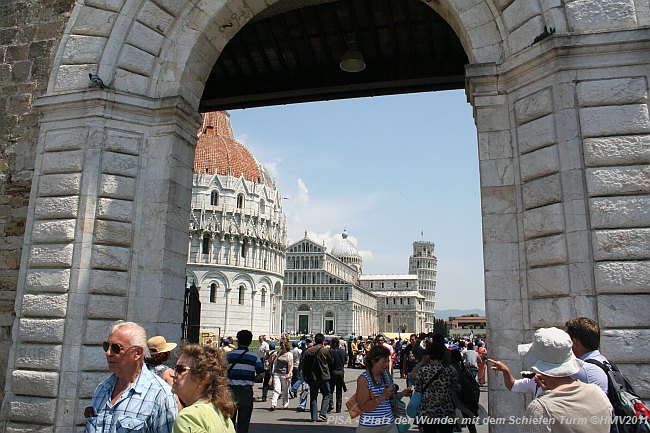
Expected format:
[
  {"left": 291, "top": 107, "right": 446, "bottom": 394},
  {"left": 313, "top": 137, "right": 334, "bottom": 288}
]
[{"left": 188, "top": 112, "right": 438, "bottom": 337}]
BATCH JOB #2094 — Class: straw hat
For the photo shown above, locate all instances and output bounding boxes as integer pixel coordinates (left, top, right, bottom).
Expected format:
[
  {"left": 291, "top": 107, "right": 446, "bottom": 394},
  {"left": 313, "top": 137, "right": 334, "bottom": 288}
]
[
  {"left": 147, "top": 336, "right": 177, "bottom": 354},
  {"left": 518, "top": 327, "right": 583, "bottom": 377}
]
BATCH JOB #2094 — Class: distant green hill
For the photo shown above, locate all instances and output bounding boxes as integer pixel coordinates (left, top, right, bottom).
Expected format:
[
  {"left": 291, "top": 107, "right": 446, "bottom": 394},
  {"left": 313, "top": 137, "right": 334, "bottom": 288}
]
[{"left": 434, "top": 308, "right": 485, "bottom": 321}]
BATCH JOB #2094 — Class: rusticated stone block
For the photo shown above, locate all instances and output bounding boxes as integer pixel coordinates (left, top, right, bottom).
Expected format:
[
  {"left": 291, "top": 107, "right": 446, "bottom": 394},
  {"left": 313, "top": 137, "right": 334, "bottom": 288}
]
[
  {"left": 86, "top": 294, "right": 127, "bottom": 319},
  {"left": 125, "top": 21, "right": 165, "bottom": 56},
  {"left": 488, "top": 389, "right": 527, "bottom": 420},
  {"left": 598, "top": 295, "right": 650, "bottom": 327},
  {"left": 522, "top": 174, "right": 562, "bottom": 209},
  {"left": 617, "top": 364, "right": 650, "bottom": 398},
  {"left": 502, "top": 0, "right": 542, "bottom": 33},
  {"left": 80, "top": 345, "right": 109, "bottom": 371},
  {"left": 484, "top": 242, "right": 519, "bottom": 272},
  {"left": 96, "top": 198, "right": 134, "bottom": 222},
  {"left": 565, "top": 0, "right": 637, "bottom": 32},
  {"left": 484, "top": 270, "right": 519, "bottom": 300},
  {"left": 100, "top": 174, "right": 135, "bottom": 200},
  {"left": 601, "top": 329, "right": 650, "bottom": 362},
  {"left": 577, "top": 77, "right": 647, "bottom": 107},
  {"left": 595, "top": 261, "right": 650, "bottom": 294},
  {"left": 71, "top": 6, "right": 117, "bottom": 37},
  {"left": 523, "top": 203, "right": 565, "bottom": 239},
  {"left": 43, "top": 128, "right": 85, "bottom": 151},
  {"left": 5, "top": 422, "right": 54, "bottom": 433},
  {"left": 486, "top": 299, "right": 523, "bottom": 329},
  {"left": 11, "top": 370, "right": 59, "bottom": 397},
  {"left": 517, "top": 115, "right": 556, "bottom": 155},
  {"left": 117, "top": 44, "right": 155, "bottom": 77},
  {"left": 25, "top": 269, "right": 70, "bottom": 293},
  {"left": 102, "top": 151, "right": 139, "bottom": 178},
  {"left": 91, "top": 245, "right": 131, "bottom": 270},
  {"left": 8, "top": 396, "right": 57, "bottom": 424},
  {"left": 580, "top": 105, "right": 650, "bottom": 138},
  {"left": 21, "top": 294, "right": 68, "bottom": 318},
  {"left": 29, "top": 244, "right": 74, "bottom": 268},
  {"left": 14, "top": 344, "right": 62, "bottom": 370},
  {"left": 18, "top": 319, "right": 65, "bottom": 343},
  {"left": 590, "top": 196, "right": 650, "bottom": 229},
  {"left": 586, "top": 166, "right": 650, "bottom": 197},
  {"left": 32, "top": 220, "right": 76, "bottom": 243},
  {"left": 526, "top": 234, "right": 568, "bottom": 267},
  {"left": 520, "top": 145, "right": 559, "bottom": 182},
  {"left": 527, "top": 265, "right": 570, "bottom": 297},
  {"left": 593, "top": 229, "right": 650, "bottom": 261},
  {"left": 584, "top": 135, "right": 650, "bottom": 167},
  {"left": 479, "top": 158, "right": 515, "bottom": 187},
  {"left": 478, "top": 130, "right": 513, "bottom": 160},
  {"left": 515, "top": 88, "right": 553, "bottom": 126},
  {"left": 79, "top": 372, "right": 109, "bottom": 399},
  {"left": 61, "top": 35, "right": 106, "bottom": 64},
  {"left": 90, "top": 269, "right": 129, "bottom": 295},
  {"left": 529, "top": 297, "right": 573, "bottom": 327},
  {"left": 38, "top": 173, "right": 82, "bottom": 196},
  {"left": 94, "top": 220, "right": 132, "bottom": 246},
  {"left": 83, "top": 320, "right": 117, "bottom": 344},
  {"left": 105, "top": 129, "right": 141, "bottom": 155},
  {"left": 507, "top": 15, "right": 545, "bottom": 54},
  {"left": 41, "top": 150, "right": 83, "bottom": 174},
  {"left": 84, "top": 0, "right": 126, "bottom": 12},
  {"left": 136, "top": 1, "right": 176, "bottom": 35},
  {"left": 34, "top": 196, "right": 79, "bottom": 219}
]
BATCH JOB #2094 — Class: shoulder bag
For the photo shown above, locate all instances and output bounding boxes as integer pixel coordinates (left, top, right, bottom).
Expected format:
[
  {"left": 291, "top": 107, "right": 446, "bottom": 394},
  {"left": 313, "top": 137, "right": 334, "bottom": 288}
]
[{"left": 406, "top": 368, "right": 442, "bottom": 418}]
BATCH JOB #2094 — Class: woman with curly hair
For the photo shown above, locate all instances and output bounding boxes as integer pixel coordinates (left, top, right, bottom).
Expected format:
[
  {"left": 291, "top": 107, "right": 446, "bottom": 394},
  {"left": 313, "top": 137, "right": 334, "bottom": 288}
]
[{"left": 171, "top": 345, "right": 236, "bottom": 433}]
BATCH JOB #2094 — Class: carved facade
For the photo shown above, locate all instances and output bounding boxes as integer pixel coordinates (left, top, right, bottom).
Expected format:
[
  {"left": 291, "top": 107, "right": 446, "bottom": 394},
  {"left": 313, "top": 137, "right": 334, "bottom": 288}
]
[{"left": 187, "top": 112, "right": 286, "bottom": 337}]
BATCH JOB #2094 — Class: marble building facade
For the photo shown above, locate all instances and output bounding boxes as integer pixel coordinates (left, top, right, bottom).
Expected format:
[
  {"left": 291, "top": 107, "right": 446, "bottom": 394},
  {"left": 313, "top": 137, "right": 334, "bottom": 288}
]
[{"left": 186, "top": 112, "right": 286, "bottom": 338}]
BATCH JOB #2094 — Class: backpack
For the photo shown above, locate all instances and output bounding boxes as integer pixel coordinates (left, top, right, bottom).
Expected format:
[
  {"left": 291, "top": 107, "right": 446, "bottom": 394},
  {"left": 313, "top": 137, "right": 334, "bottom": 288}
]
[
  {"left": 457, "top": 364, "right": 480, "bottom": 406},
  {"left": 585, "top": 359, "right": 650, "bottom": 433}
]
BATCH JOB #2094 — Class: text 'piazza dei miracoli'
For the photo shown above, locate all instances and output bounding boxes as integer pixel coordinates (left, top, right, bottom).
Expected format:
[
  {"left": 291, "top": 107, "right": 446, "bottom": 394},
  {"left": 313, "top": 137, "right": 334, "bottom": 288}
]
[{"left": 0, "top": 1, "right": 649, "bottom": 432}]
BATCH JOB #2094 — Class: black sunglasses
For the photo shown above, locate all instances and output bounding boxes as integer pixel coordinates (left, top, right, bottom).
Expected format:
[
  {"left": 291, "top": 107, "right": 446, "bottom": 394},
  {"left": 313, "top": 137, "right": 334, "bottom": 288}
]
[
  {"left": 103, "top": 341, "right": 135, "bottom": 354},
  {"left": 174, "top": 364, "right": 191, "bottom": 375}
]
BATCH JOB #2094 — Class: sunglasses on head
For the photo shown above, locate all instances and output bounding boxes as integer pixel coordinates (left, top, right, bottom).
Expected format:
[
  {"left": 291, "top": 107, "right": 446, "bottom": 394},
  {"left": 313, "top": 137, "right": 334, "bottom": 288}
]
[
  {"left": 103, "top": 341, "right": 135, "bottom": 354},
  {"left": 174, "top": 364, "right": 191, "bottom": 375}
]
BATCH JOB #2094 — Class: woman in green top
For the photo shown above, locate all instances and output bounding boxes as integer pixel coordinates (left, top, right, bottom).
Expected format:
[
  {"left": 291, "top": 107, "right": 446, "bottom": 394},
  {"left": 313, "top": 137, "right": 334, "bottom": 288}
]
[{"left": 171, "top": 345, "right": 236, "bottom": 433}]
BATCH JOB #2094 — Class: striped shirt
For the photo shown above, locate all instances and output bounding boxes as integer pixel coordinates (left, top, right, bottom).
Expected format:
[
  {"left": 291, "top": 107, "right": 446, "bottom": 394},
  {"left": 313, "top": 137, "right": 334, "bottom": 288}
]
[
  {"left": 85, "top": 365, "right": 178, "bottom": 433},
  {"left": 227, "top": 348, "right": 264, "bottom": 387},
  {"left": 359, "top": 372, "right": 395, "bottom": 426}
]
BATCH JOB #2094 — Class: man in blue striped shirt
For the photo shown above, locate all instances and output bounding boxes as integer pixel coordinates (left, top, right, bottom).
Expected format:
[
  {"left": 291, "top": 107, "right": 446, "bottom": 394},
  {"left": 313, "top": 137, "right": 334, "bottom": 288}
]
[
  {"left": 227, "top": 329, "right": 264, "bottom": 433},
  {"left": 84, "top": 321, "right": 178, "bottom": 433}
]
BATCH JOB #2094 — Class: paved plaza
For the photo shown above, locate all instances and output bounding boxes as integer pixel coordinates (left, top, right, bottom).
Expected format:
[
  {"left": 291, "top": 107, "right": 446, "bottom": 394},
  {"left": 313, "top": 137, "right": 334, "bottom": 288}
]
[{"left": 248, "top": 367, "right": 489, "bottom": 433}]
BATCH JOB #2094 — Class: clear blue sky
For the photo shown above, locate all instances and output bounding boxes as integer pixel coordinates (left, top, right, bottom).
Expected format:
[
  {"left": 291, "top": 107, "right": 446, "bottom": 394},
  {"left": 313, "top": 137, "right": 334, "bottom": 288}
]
[{"left": 228, "top": 89, "right": 485, "bottom": 311}]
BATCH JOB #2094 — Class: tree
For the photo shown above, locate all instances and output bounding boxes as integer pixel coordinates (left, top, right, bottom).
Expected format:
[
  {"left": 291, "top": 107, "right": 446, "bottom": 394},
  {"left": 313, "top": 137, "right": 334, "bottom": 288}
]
[{"left": 434, "top": 318, "right": 447, "bottom": 336}]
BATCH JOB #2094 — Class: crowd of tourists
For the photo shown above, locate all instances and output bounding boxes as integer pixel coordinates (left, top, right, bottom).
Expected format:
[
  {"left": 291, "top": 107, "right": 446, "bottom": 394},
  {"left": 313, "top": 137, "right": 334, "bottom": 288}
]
[{"left": 83, "top": 318, "right": 648, "bottom": 433}]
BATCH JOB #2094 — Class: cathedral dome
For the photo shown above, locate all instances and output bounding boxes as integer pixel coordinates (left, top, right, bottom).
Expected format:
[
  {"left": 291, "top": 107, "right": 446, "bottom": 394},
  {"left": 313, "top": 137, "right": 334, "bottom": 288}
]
[
  {"left": 194, "top": 111, "right": 274, "bottom": 186},
  {"left": 331, "top": 230, "right": 362, "bottom": 274}
]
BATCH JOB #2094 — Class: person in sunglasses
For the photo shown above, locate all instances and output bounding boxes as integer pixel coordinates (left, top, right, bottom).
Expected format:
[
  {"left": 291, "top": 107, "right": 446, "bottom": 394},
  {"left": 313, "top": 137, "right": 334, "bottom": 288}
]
[
  {"left": 84, "top": 321, "right": 178, "bottom": 433},
  {"left": 170, "top": 345, "right": 236, "bottom": 433}
]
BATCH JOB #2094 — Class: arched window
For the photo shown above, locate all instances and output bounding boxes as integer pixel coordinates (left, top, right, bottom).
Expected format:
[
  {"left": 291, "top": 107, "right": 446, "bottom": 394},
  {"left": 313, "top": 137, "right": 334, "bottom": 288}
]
[
  {"left": 210, "top": 190, "right": 219, "bottom": 206},
  {"left": 237, "top": 194, "right": 244, "bottom": 209},
  {"left": 210, "top": 283, "right": 217, "bottom": 303},
  {"left": 260, "top": 199, "right": 265, "bottom": 213},
  {"left": 238, "top": 285, "right": 245, "bottom": 305},
  {"left": 241, "top": 242, "right": 246, "bottom": 258},
  {"left": 388, "top": 314, "right": 391, "bottom": 324},
  {"left": 261, "top": 291, "right": 266, "bottom": 307},
  {"left": 202, "top": 236, "right": 210, "bottom": 254}
]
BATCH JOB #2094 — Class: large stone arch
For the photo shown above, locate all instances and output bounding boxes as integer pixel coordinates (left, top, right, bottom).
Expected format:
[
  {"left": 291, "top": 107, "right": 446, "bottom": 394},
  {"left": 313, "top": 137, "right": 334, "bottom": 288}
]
[{"left": 1, "top": 1, "right": 649, "bottom": 432}]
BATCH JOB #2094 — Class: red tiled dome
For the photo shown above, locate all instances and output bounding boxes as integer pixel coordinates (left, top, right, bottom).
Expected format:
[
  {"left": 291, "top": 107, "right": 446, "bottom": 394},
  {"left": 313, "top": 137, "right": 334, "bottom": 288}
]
[{"left": 194, "top": 112, "right": 271, "bottom": 185}]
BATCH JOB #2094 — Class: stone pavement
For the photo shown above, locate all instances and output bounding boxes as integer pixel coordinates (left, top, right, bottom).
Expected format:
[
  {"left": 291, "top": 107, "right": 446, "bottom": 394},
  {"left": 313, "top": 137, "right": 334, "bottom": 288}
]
[{"left": 248, "top": 367, "right": 489, "bottom": 433}]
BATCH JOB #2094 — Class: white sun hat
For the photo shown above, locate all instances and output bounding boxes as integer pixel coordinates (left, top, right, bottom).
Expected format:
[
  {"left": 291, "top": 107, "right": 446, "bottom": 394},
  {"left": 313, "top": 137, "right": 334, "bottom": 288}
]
[{"left": 518, "top": 327, "right": 584, "bottom": 377}]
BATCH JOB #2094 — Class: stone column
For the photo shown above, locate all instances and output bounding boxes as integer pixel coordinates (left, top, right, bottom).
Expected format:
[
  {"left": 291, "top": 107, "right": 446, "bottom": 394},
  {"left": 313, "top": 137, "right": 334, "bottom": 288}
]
[{"left": 1, "top": 91, "right": 199, "bottom": 433}]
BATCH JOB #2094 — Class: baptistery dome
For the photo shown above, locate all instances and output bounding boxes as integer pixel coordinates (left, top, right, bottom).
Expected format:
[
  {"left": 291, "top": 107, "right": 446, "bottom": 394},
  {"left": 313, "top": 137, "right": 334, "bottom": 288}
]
[
  {"left": 194, "top": 111, "right": 274, "bottom": 186},
  {"left": 331, "top": 230, "right": 362, "bottom": 273}
]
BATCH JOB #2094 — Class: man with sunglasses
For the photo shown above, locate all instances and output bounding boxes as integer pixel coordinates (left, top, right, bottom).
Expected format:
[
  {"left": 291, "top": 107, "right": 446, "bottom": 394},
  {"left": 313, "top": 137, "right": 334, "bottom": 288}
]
[{"left": 85, "top": 321, "right": 178, "bottom": 433}]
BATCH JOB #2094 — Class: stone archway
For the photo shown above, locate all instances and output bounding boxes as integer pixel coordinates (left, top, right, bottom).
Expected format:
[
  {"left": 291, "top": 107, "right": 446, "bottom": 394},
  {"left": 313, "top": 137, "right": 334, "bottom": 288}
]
[{"left": 1, "top": 1, "right": 649, "bottom": 433}]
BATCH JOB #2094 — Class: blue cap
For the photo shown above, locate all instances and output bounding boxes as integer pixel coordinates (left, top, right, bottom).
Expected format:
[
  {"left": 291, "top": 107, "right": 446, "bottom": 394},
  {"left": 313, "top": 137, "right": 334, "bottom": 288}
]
[
  {"left": 292, "top": 341, "right": 299, "bottom": 347},
  {"left": 325, "top": 338, "right": 331, "bottom": 343},
  {"left": 269, "top": 343, "right": 276, "bottom": 350}
]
